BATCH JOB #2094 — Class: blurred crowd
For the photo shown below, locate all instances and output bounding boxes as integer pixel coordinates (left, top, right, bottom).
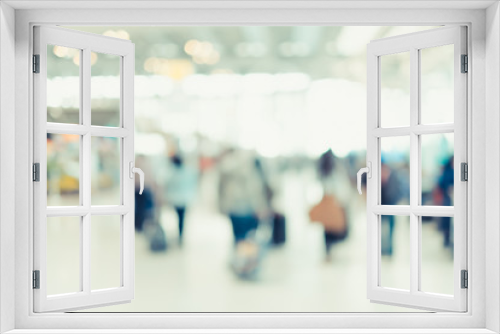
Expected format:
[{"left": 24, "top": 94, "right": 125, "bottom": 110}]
[{"left": 129, "top": 136, "right": 454, "bottom": 280}]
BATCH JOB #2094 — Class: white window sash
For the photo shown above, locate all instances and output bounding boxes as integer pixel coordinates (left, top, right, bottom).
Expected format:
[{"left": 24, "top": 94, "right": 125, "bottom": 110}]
[
  {"left": 366, "top": 26, "right": 468, "bottom": 312},
  {"left": 32, "top": 25, "right": 136, "bottom": 313}
]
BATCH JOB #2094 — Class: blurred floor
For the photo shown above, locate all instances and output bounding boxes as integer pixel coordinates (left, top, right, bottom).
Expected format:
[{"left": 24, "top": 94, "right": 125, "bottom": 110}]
[{"left": 73, "top": 170, "right": 453, "bottom": 313}]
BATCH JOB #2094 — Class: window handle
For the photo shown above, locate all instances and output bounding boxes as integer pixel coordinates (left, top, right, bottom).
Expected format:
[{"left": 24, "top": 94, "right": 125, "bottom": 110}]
[
  {"left": 357, "top": 162, "right": 371, "bottom": 195},
  {"left": 129, "top": 161, "right": 145, "bottom": 195}
]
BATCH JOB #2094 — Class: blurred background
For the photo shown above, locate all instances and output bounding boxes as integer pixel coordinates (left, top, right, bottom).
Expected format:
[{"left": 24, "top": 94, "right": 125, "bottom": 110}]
[{"left": 45, "top": 26, "right": 455, "bottom": 312}]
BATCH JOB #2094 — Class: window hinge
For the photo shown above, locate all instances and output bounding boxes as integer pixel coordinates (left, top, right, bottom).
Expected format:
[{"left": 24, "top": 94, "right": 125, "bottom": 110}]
[
  {"left": 33, "top": 54, "right": 40, "bottom": 73},
  {"left": 33, "top": 163, "right": 40, "bottom": 182},
  {"left": 461, "top": 270, "right": 468, "bottom": 289},
  {"left": 461, "top": 162, "right": 468, "bottom": 181},
  {"left": 33, "top": 270, "right": 40, "bottom": 289},
  {"left": 461, "top": 54, "right": 468, "bottom": 73}
]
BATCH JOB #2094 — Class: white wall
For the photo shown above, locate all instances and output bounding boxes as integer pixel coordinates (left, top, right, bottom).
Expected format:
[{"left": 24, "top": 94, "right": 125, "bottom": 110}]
[
  {"left": 486, "top": 2, "right": 500, "bottom": 333},
  {"left": 0, "top": 2, "right": 16, "bottom": 333}
]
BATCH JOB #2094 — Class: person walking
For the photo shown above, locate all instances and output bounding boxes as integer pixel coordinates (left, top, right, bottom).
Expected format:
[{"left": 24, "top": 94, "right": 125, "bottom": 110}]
[
  {"left": 309, "top": 149, "right": 349, "bottom": 261},
  {"left": 218, "top": 149, "right": 269, "bottom": 244},
  {"left": 380, "top": 160, "right": 406, "bottom": 256},
  {"left": 165, "top": 154, "right": 198, "bottom": 245},
  {"left": 436, "top": 156, "right": 454, "bottom": 247},
  {"left": 309, "top": 194, "right": 347, "bottom": 262}
]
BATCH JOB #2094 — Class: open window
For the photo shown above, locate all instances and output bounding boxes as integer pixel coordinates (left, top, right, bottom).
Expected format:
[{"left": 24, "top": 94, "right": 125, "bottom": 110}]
[
  {"left": 31, "top": 23, "right": 467, "bottom": 315},
  {"left": 362, "top": 26, "right": 467, "bottom": 312},
  {"left": 2, "top": 0, "right": 495, "bottom": 329},
  {"left": 33, "top": 26, "right": 140, "bottom": 312}
]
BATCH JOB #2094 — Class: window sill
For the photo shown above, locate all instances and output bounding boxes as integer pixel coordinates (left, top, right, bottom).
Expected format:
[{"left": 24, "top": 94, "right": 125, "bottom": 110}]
[{"left": 4, "top": 329, "right": 497, "bottom": 334}]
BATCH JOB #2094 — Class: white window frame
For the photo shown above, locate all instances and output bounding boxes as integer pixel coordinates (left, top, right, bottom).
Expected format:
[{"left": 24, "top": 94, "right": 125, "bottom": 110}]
[
  {"left": 366, "top": 26, "right": 468, "bottom": 312},
  {"left": 1, "top": 1, "right": 499, "bottom": 333},
  {"left": 33, "top": 25, "right": 136, "bottom": 313}
]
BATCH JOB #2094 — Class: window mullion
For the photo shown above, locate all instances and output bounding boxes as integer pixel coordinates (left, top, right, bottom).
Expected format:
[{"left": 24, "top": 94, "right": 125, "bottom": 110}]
[
  {"left": 413, "top": 124, "right": 454, "bottom": 135},
  {"left": 373, "top": 205, "right": 454, "bottom": 217},
  {"left": 46, "top": 206, "right": 129, "bottom": 217},
  {"left": 46, "top": 207, "right": 88, "bottom": 217},
  {"left": 46, "top": 122, "right": 88, "bottom": 135},
  {"left": 372, "top": 124, "right": 454, "bottom": 138},
  {"left": 82, "top": 47, "right": 91, "bottom": 295},
  {"left": 409, "top": 47, "right": 419, "bottom": 294},
  {"left": 90, "top": 126, "right": 130, "bottom": 138},
  {"left": 373, "top": 205, "right": 411, "bottom": 215}
]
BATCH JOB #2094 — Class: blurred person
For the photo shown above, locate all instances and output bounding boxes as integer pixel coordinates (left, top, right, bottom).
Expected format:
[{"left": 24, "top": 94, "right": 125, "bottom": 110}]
[
  {"left": 434, "top": 156, "right": 454, "bottom": 247},
  {"left": 218, "top": 149, "right": 269, "bottom": 244},
  {"left": 254, "top": 158, "right": 273, "bottom": 207},
  {"left": 380, "top": 160, "right": 405, "bottom": 256},
  {"left": 134, "top": 155, "right": 155, "bottom": 232},
  {"left": 309, "top": 194, "right": 347, "bottom": 262},
  {"left": 164, "top": 154, "right": 199, "bottom": 244},
  {"left": 254, "top": 157, "right": 287, "bottom": 246},
  {"left": 310, "top": 149, "right": 349, "bottom": 261},
  {"left": 318, "top": 149, "right": 353, "bottom": 207},
  {"left": 135, "top": 183, "right": 155, "bottom": 232},
  {"left": 318, "top": 149, "right": 336, "bottom": 180},
  {"left": 132, "top": 154, "right": 167, "bottom": 251}
]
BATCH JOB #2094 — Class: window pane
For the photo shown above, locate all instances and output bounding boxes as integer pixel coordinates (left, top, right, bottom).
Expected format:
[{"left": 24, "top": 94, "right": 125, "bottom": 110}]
[
  {"left": 421, "top": 133, "right": 454, "bottom": 206},
  {"left": 91, "top": 215, "right": 122, "bottom": 290},
  {"left": 47, "top": 133, "right": 80, "bottom": 206},
  {"left": 420, "top": 216, "right": 454, "bottom": 295},
  {"left": 47, "top": 45, "right": 80, "bottom": 124},
  {"left": 47, "top": 216, "right": 81, "bottom": 295},
  {"left": 91, "top": 53, "right": 121, "bottom": 127},
  {"left": 91, "top": 136, "right": 121, "bottom": 205},
  {"left": 380, "top": 52, "right": 410, "bottom": 128},
  {"left": 380, "top": 215, "right": 410, "bottom": 291},
  {"left": 381, "top": 136, "right": 410, "bottom": 205},
  {"left": 420, "top": 44, "right": 454, "bottom": 125}
]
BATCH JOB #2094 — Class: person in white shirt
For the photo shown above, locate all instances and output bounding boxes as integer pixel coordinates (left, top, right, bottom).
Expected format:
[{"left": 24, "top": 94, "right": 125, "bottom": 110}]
[{"left": 165, "top": 154, "right": 198, "bottom": 244}]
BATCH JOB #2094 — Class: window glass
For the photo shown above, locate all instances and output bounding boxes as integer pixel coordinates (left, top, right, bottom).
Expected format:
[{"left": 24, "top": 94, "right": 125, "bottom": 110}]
[
  {"left": 91, "top": 53, "right": 121, "bottom": 127},
  {"left": 380, "top": 215, "right": 410, "bottom": 291},
  {"left": 421, "top": 133, "right": 454, "bottom": 206},
  {"left": 47, "top": 216, "right": 81, "bottom": 295},
  {"left": 420, "top": 216, "right": 454, "bottom": 295},
  {"left": 91, "top": 136, "right": 121, "bottom": 205},
  {"left": 91, "top": 215, "right": 122, "bottom": 290},
  {"left": 47, "top": 133, "right": 80, "bottom": 206},
  {"left": 420, "top": 45, "right": 454, "bottom": 125},
  {"left": 47, "top": 45, "right": 80, "bottom": 124},
  {"left": 380, "top": 52, "right": 410, "bottom": 128},
  {"left": 381, "top": 136, "right": 410, "bottom": 205}
]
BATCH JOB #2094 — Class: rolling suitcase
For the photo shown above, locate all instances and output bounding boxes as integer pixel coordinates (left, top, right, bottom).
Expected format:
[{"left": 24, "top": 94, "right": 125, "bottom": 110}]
[
  {"left": 271, "top": 213, "right": 286, "bottom": 245},
  {"left": 150, "top": 224, "right": 167, "bottom": 252},
  {"left": 144, "top": 219, "right": 167, "bottom": 252}
]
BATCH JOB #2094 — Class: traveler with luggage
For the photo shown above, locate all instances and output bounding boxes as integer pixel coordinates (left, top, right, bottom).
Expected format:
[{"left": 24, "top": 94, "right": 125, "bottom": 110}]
[
  {"left": 309, "top": 149, "right": 349, "bottom": 261},
  {"left": 309, "top": 194, "right": 347, "bottom": 262},
  {"left": 218, "top": 149, "right": 269, "bottom": 243}
]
